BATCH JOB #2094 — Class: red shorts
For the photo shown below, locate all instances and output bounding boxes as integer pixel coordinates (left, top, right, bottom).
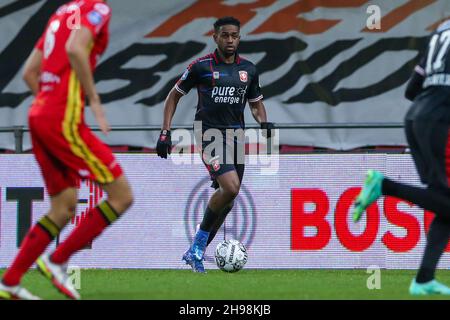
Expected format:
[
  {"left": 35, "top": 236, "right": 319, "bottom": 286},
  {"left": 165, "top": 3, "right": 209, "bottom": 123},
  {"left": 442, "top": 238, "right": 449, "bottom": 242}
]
[{"left": 29, "top": 114, "right": 123, "bottom": 196}]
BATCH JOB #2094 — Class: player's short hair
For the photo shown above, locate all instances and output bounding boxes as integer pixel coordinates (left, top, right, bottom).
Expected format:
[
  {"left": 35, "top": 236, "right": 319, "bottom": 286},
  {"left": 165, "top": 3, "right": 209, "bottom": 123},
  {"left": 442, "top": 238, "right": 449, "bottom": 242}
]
[{"left": 214, "top": 16, "right": 241, "bottom": 33}]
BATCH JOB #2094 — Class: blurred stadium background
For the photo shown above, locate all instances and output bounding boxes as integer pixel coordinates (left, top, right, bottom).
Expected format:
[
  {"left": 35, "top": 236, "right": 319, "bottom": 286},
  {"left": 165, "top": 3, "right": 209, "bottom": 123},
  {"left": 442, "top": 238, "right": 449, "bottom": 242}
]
[{"left": 0, "top": 0, "right": 449, "bottom": 299}]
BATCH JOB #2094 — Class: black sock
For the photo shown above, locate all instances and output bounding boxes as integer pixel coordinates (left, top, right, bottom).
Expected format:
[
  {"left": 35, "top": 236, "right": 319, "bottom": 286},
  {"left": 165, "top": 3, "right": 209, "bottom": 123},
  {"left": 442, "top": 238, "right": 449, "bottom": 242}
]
[
  {"left": 382, "top": 178, "right": 450, "bottom": 219},
  {"left": 199, "top": 207, "right": 219, "bottom": 232},
  {"left": 416, "top": 216, "right": 450, "bottom": 283},
  {"left": 207, "top": 205, "right": 233, "bottom": 245}
]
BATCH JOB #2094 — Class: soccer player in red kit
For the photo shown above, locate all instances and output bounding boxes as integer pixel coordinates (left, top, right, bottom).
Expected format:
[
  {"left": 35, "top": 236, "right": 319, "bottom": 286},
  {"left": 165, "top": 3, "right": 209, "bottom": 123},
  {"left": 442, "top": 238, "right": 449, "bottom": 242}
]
[{"left": 0, "top": 0, "right": 133, "bottom": 300}]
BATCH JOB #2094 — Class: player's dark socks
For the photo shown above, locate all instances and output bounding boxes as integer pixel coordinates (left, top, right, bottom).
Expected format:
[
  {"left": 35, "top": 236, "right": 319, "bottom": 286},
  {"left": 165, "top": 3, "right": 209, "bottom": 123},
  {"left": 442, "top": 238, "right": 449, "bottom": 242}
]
[
  {"left": 51, "top": 201, "right": 119, "bottom": 264},
  {"left": 416, "top": 216, "right": 450, "bottom": 283},
  {"left": 2, "top": 215, "right": 60, "bottom": 286},
  {"left": 207, "top": 204, "right": 233, "bottom": 245},
  {"left": 382, "top": 178, "right": 450, "bottom": 219},
  {"left": 416, "top": 268, "right": 434, "bottom": 284},
  {"left": 199, "top": 206, "right": 219, "bottom": 232}
]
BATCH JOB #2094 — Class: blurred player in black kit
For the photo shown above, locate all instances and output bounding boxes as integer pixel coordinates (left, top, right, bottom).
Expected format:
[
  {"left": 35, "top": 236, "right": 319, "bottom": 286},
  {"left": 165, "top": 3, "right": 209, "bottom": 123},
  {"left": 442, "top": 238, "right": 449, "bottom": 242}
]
[
  {"left": 157, "top": 17, "right": 274, "bottom": 273},
  {"left": 353, "top": 20, "right": 450, "bottom": 295}
]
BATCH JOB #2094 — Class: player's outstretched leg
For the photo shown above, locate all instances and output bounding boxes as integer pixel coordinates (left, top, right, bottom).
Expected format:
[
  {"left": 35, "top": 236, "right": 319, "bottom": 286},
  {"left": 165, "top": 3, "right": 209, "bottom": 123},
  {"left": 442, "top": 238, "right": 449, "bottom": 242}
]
[
  {"left": 409, "top": 216, "right": 450, "bottom": 295},
  {"left": 207, "top": 202, "right": 233, "bottom": 246},
  {"left": 0, "top": 215, "right": 57, "bottom": 300},
  {"left": 30, "top": 188, "right": 79, "bottom": 299},
  {"left": 0, "top": 188, "right": 77, "bottom": 300},
  {"left": 352, "top": 170, "right": 384, "bottom": 222},
  {"left": 183, "top": 204, "right": 231, "bottom": 272},
  {"left": 183, "top": 204, "right": 233, "bottom": 272},
  {"left": 183, "top": 172, "right": 240, "bottom": 273},
  {"left": 41, "top": 176, "right": 133, "bottom": 299}
]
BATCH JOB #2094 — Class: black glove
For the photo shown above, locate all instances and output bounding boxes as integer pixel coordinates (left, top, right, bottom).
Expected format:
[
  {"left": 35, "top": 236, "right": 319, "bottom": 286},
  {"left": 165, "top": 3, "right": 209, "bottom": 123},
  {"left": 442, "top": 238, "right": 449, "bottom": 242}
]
[
  {"left": 260, "top": 122, "right": 275, "bottom": 139},
  {"left": 156, "top": 130, "right": 172, "bottom": 159}
]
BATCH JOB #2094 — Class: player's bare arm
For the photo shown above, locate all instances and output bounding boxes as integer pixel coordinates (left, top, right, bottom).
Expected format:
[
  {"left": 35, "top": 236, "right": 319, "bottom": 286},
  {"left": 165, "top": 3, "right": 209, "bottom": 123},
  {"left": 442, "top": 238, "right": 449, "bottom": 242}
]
[
  {"left": 156, "top": 87, "right": 183, "bottom": 158},
  {"left": 66, "top": 26, "right": 110, "bottom": 135},
  {"left": 22, "top": 48, "right": 42, "bottom": 96},
  {"left": 250, "top": 100, "right": 274, "bottom": 138},
  {"left": 162, "top": 87, "right": 183, "bottom": 131},
  {"left": 249, "top": 100, "right": 268, "bottom": 124}
]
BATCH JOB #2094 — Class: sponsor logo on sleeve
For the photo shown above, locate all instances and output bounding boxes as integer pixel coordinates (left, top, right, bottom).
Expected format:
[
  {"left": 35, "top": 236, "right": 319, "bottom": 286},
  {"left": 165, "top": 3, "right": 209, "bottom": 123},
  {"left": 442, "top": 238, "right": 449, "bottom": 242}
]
[{"left": 87, "top": 10, "right": 103, "bottom": 26}]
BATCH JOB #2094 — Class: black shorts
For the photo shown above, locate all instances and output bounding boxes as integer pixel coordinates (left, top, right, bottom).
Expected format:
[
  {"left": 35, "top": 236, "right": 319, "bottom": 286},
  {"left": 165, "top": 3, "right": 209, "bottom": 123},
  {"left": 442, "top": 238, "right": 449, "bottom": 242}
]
[
  {"left": 405, "top": 117, "right": 450, "bottom": 191},
  {"left": 196, "top": 128, "right": 245, "bottom": 189}
]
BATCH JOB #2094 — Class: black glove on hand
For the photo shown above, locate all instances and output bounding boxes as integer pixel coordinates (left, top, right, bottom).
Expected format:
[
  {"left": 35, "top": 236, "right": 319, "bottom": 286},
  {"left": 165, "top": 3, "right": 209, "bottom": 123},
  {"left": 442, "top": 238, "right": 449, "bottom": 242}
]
[
  {"left": 260, "top": 122, "right": 275, "bottom": 139},
  {"left": 156, "top": 130, "right": 172, "bottom": 159}
]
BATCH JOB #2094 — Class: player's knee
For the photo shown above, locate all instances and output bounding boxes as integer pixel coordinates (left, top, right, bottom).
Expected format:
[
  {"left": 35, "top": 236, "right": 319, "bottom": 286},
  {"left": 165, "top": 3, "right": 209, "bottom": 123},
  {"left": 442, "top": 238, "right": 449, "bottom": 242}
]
[
  {"left": 48, "top": 204, "right": 76, "bottom": 227},
  {"left": 222, "top": 183, "right": 240, "bottom": 200}
]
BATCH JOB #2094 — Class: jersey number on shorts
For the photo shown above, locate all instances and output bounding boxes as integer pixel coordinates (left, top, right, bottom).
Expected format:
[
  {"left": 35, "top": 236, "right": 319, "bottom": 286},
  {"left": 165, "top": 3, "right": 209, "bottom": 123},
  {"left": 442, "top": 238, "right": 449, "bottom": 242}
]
[{"left": 426, "top": 30, "right": 450, "bottom": 75}]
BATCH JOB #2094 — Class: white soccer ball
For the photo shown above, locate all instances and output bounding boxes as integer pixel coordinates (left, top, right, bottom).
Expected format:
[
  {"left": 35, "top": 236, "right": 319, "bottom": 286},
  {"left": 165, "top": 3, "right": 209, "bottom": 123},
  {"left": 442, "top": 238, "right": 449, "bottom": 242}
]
[{"left": 215, "top": 239, "right": 248, "bottom": 273}]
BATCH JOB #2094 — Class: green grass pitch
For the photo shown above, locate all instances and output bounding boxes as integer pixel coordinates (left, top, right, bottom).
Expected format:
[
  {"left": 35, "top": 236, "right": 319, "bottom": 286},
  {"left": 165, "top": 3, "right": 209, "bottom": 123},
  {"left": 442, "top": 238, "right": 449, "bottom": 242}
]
[{"left": 2, "top": 269, "right": 449, "bottom": 300}]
